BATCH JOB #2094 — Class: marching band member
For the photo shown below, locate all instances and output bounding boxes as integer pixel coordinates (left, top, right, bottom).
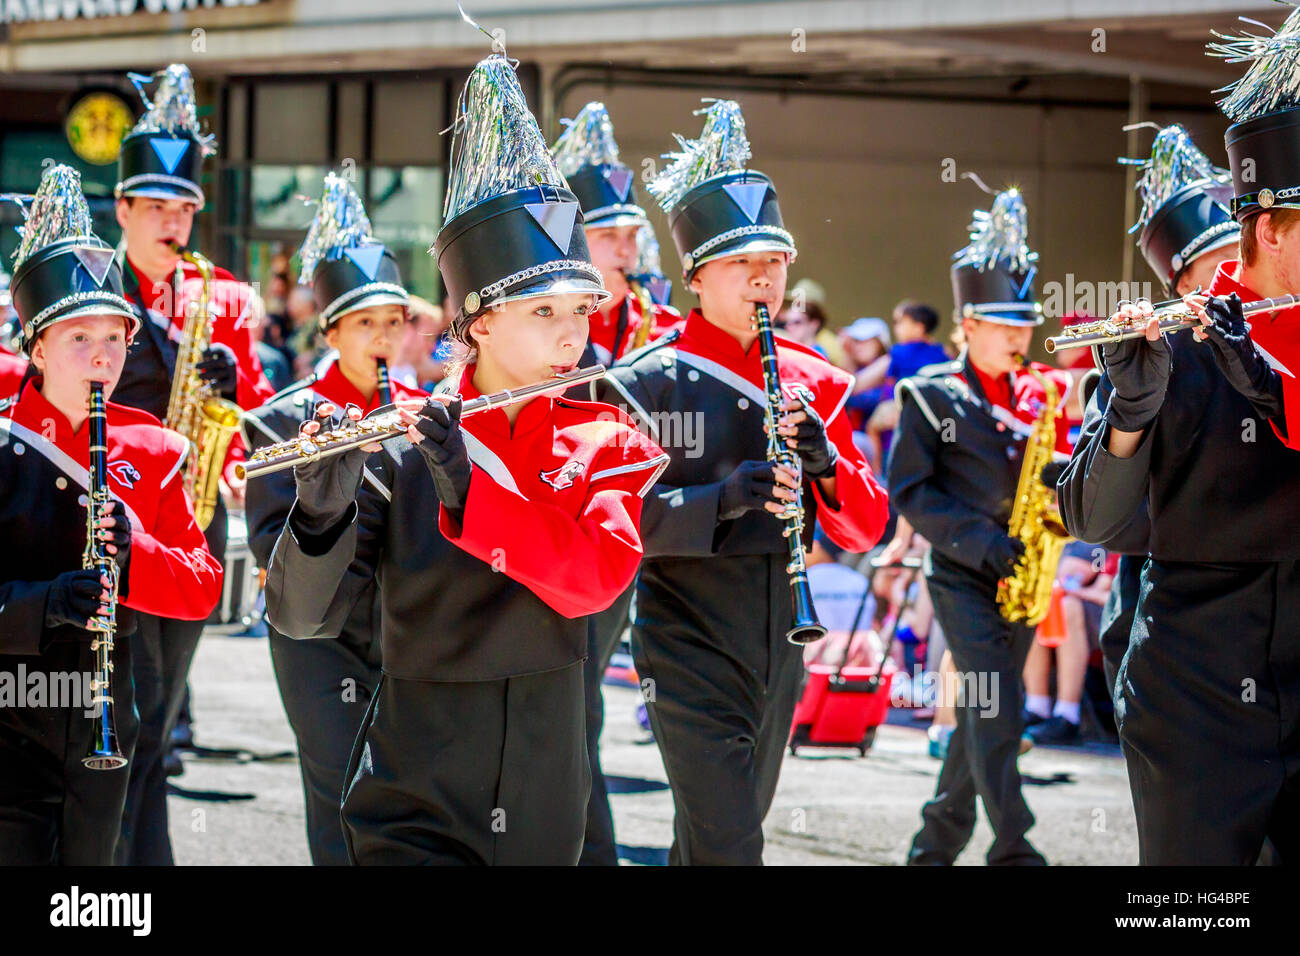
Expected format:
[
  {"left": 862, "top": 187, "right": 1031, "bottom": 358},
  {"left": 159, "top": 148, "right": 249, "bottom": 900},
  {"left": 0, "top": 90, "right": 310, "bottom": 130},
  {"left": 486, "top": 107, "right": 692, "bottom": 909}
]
[
  {"left": 242, "top": 173, "right": 425, "bottom": 866},
  {"left": 1058, "top": 15, "right": 1300, "bottom": 864},
  {"left": 0, "top": 166, "right": 220, "bottom": 865},
  {"left": 110, "top": 64, "right": 274, "bottom": 866},
  {"left": 1088, "top": 125, "right": 1239, "bottom": 691},
  {"left": 263, "top": 54, "right": 667, "bottom": 865},
  {"left": 888, "top": 186, "right": 1071, "bottom": 865},
  {"left": 550, "top": 100, "right": 679, "bottom": 865},
  {"left": 596, "top": 100, "right": 889, "bottom": 865},
  {"left": 552, "top": 102, "right": 680, "bottom": 368}
]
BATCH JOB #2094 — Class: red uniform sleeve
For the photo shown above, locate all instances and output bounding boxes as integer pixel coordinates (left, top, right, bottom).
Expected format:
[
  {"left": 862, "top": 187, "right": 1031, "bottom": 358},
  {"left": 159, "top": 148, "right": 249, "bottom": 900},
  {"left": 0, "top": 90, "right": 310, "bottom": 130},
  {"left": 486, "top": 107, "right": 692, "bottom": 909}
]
[
  {"left": 439, "top": 429, "right": 667, "bottom": 618},
  {"left": 811, "top": 400, "right": 890, "bottom": 553},
  {"left": 122, "top": 437, "right": 223, "bottom": 620},
  {"left": 203, "top": 277, "right": 274, "bottom": 411}
]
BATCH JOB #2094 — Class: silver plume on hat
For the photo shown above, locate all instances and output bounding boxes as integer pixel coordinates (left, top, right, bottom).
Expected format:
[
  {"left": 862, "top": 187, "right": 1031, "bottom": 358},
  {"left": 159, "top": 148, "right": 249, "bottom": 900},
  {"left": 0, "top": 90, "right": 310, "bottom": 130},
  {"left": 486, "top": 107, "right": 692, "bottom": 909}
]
[
  {"left": 552, "top": 102, "right": 623, "bottom": 177},
  {"left": 127, "top": 63, "right": 217, "bottom": 157},
  {"left": 633, "top": 224, "right": 665, "bottom": 277},
  {"left": 1209, "top": 4, "right": 1300, "bottom": 123},
  {"left": 646, "top": 99, "right": 753, "bottom": 213},
  {"left": 442, "top": 54, "right": 567, "bottom": 225},
  {"left": 1120, "top": 124, "right": 1229, "bottom": 234},
  {"left": 953, "top": 186, "right": 1037, "bottom": 275},
  {"left": 3, "top": 164, "right": 95, "bottom": 268},
  {"left": 298, "top": 172, "right": 376, "bottom": 284}
]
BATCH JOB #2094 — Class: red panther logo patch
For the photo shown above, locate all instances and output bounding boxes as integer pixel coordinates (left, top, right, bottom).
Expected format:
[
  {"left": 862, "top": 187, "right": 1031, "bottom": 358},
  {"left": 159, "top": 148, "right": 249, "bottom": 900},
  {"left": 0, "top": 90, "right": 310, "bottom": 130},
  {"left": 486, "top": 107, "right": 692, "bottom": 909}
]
[{"left": 539, "top": 461, "right": 586, "bottom": 491}]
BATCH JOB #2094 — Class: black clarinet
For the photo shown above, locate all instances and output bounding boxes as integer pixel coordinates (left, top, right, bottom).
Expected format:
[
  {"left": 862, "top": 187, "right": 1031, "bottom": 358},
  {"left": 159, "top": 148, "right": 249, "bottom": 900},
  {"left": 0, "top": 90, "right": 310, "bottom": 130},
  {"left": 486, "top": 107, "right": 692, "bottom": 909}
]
[
  {"left": 376, "top": 358, "right": 392, "bottom": 406},
  {"left": 755, "top": 303, "right": 827, "bottom": 645},
  {"left": 84, "top": 382, "right": 127, "bottom": 770}
]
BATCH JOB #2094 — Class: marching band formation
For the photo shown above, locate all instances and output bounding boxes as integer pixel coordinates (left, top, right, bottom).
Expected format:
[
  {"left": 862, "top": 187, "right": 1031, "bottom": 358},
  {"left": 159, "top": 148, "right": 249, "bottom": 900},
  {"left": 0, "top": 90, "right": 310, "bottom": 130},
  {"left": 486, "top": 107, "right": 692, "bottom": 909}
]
[{"left": 3, "top": 7, "right": 1300, "bottom": 867}]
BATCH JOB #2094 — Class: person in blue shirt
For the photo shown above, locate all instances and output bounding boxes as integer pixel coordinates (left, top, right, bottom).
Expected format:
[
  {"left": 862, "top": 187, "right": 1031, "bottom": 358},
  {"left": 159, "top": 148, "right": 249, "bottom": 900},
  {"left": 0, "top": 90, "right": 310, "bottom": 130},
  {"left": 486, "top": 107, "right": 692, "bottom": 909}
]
[{"left": 887, "top": 301, "right": 950, "bottom": 382}]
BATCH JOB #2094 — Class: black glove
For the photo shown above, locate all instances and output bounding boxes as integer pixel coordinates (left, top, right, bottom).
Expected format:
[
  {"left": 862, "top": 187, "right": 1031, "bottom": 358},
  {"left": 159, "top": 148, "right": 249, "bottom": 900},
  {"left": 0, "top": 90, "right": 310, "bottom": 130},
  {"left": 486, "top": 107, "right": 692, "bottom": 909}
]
[
  {"left": 197, "top": 343, "right": 239, "bottom": 400},
  {"left": 45, "top": 569, "right": 107, "bottom": 630},
  {"left": 1101, "top": 325, "right": 1171, "bottom": 433},
  {"left": 983, "top": 534, "right": 1026, "bottom": 580},
  {"left": 412, "top": 397, "right": 472, "bottom": 516},
  {"left": 1200, "top": 293, "right": 1285, "bottom": 422},
  {"left": 782, "top": 399, "right": 838, "bottom": 479},
  {"left": 97, "top": 500, "right": 132, "bottom": 574},
  {"left": 1039, "top": 460, "right": 1066, "bottom": 490},
  {"left": 291, "top": 404, "right": 368, "bottom": 535},
  {"left": 718, "top": 460, "right": 786, "bottom": 521}
]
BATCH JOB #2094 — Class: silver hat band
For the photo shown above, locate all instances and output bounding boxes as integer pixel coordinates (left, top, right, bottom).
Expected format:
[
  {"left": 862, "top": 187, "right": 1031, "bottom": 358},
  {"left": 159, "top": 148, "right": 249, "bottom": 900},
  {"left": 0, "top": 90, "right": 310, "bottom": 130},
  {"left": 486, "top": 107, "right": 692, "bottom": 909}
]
[
  {"left": 24, "top": 291, "right": 138, "bottom": 341},
  {"left": 583, "top": 203, "right": 648, "bottom": 224},
  {"left": 1172, "top": 221, "right": 1240, "bottom": 276},
  {"left": 115, "top": 173, "right": 205, "bottom": 207},
  {"left": 478, "top": 260, "right": 604, "bottom": 304},
  {"left": 963, "top": 302, "right": 1043, "bottom": 316},
  {"left": 320, "top": 282, "right": 410, "bottom": 325},
  {"left": 687, "top": 225, "right": 797, "bottom": 268}
]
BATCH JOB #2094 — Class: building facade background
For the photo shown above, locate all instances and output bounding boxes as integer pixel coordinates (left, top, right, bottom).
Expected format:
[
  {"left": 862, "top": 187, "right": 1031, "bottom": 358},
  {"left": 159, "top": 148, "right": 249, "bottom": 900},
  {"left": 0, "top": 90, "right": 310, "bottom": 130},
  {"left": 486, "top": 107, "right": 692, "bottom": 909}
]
[{"left": 0, "top": 1, "right": 1277, "bottom": 339}]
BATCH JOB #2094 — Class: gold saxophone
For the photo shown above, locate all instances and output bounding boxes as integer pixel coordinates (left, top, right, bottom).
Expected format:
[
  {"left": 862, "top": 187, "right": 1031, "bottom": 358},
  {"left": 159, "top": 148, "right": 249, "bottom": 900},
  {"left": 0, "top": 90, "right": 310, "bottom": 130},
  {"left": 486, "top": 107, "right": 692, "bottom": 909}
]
[
  {"left": 996, "top": 354, "right": 1073, "bottom": 626},
  {"left": 627, "top": 276, "right": 655, "bottom": 351},
  {"left": 166, "top": 242, "right": 242, "bottom": 531}
]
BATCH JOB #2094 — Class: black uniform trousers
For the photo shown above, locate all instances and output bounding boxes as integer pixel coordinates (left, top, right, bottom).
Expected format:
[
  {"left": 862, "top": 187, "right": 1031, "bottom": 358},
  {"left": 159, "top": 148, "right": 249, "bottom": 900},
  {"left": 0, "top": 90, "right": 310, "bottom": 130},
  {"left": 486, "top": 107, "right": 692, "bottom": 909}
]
[
  {"left": 1117, "top": 559, "right": 1300, "bottom": 865},
  {"left": 1099, "top": 554, "right": 1144, "bottom": 695},
  {"left": 268, "top": 629, "right": 380, "bottom": 866},
  {"left": 631, "top": 555, "right": 804, "bottom": 866},
  {"left": 341, "top": 661, "right": 589, "bottom": 865},
  {"left": 909, "top": 553, "right": 1044, "bottom": 866},
  {"left": 116, "top": 497, "right": 226, "bottom": 866},
  {"left": 578, "top": 582, "right": 634, "bottom": 867},
  {"left": 0, "top": 641, "right": 138, "bottom": 865}
]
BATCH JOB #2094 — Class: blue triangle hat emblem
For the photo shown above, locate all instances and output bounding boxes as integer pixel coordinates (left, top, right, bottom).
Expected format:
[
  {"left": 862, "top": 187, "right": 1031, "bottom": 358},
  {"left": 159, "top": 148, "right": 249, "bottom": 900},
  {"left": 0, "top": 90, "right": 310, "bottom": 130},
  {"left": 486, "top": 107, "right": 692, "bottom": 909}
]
[
  {"left": 604, "top": 166, "right": 633, "bottom": 202},
  {"left": 344, "top": 244, "right": 386, "bottom": 280},
  {"left": 73, "top": 245, "right": 116, "bottom": 287},
  {"left": 149, "top": 137, "right": 190, "bottom": 175},
  {"left": 525, "top": 201, "right": 579, "bottom": 255},
  {"left": 722, "top": 182, "right": 768, "bottom": 224}
]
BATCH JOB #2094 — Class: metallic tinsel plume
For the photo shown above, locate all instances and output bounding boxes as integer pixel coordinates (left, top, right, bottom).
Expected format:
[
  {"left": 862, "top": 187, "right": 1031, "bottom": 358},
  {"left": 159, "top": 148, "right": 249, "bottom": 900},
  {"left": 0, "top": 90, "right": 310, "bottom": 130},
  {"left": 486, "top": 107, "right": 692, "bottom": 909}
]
[
  {"left": 442, "top": 55, "right": 566, "bottom": 224},
  {"left": 298, "top": 172, "right": 375, "bottom": 283},
  {"left": 646, "top": 99, "right": 753, "bottom": 213},
  {"left": 953, "top": 186, "right": 1037, "bottom": 274},
  {"left": 1209, "top": 4, "right": 1300, "bottom": 122},
  {"left": 1120, "top": 124, "right": 1229, "bottom": 234},
  {"left": 552, "top": 102, "right": 622, "bottom": 177},
  {"left": 633, "top": 224, "right": 664, "bottom": 277},
  {"left": 5, "top": 164, "right": 95, "bottom": 268},
  {"left": 127, "top": 63, "right": 218, "bottom": 157}
]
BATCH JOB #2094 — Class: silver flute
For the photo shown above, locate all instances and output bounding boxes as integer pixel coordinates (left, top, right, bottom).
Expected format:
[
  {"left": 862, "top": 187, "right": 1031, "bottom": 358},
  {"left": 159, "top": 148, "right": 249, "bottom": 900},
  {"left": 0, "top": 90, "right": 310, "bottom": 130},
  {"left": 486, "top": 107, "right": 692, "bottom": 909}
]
[
  {"left": 1044, "top": 293, "right": 1300, "bottom": 353},
  {"left": 237, "top": 365, "right": 606, "bottom": 480}
]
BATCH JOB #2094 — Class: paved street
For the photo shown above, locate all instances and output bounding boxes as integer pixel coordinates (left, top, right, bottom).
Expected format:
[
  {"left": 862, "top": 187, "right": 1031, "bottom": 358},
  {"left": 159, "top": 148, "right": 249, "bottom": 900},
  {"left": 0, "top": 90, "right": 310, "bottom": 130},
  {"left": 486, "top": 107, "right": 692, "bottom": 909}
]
[{"left": 171, "top": 628, "right": 1138, "bottom": 866}]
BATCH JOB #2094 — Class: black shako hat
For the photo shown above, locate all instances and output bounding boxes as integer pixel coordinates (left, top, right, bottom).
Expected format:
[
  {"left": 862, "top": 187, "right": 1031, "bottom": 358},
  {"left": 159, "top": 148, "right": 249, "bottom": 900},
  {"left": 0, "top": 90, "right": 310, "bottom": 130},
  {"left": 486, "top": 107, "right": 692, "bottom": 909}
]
[
  {"left": 8, "top": 165, "right": 138, "bottom": 352},
  {"left": 647, "top": 99, "right": 795, "bottom": 280},
  {"left": 299, "top": 172, "right": 409, "bottom": 330},
  {"left": 433, "top": 55, "right": 606, "bottom": 345},
  {"left": 552, "top": 102, "right": 649, "bottom": 230},
  {"left": 1122, "top": 124, "right": 1239, "bottom": 291},
  {"left": 115, "top": 64, "right": 214, "bottom": 209},
  {"left": 950, "top": 185, "right": 1043, "bottom": 327}
]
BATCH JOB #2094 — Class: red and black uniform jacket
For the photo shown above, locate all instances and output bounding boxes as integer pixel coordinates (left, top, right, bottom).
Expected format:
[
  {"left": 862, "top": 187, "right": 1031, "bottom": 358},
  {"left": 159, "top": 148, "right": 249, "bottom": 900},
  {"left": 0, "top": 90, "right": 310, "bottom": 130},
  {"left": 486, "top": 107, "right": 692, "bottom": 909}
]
[
  {"left": 264, "top": 364, "right": 669, "bottom": 682},
  {"left": 596, "top": 309, "right": 889, "bottom": 644},
  {"left": 0, "top": 379, "right": 222, "bottom": 658},
  {"left": 1060, "top": 260, "right": 1300, "bottom": 561},
  {"left": 0, "top": 352, "right": 27, "bottom": 399},
  {"left": 243, "top": 357, "right": 426, "bottom": 666},
  {"left": 889, "top": 352, "right": 1072, "bottom": 576},
  {"left": 581, "top": 290, "right": 682, "bottom": 367}
]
